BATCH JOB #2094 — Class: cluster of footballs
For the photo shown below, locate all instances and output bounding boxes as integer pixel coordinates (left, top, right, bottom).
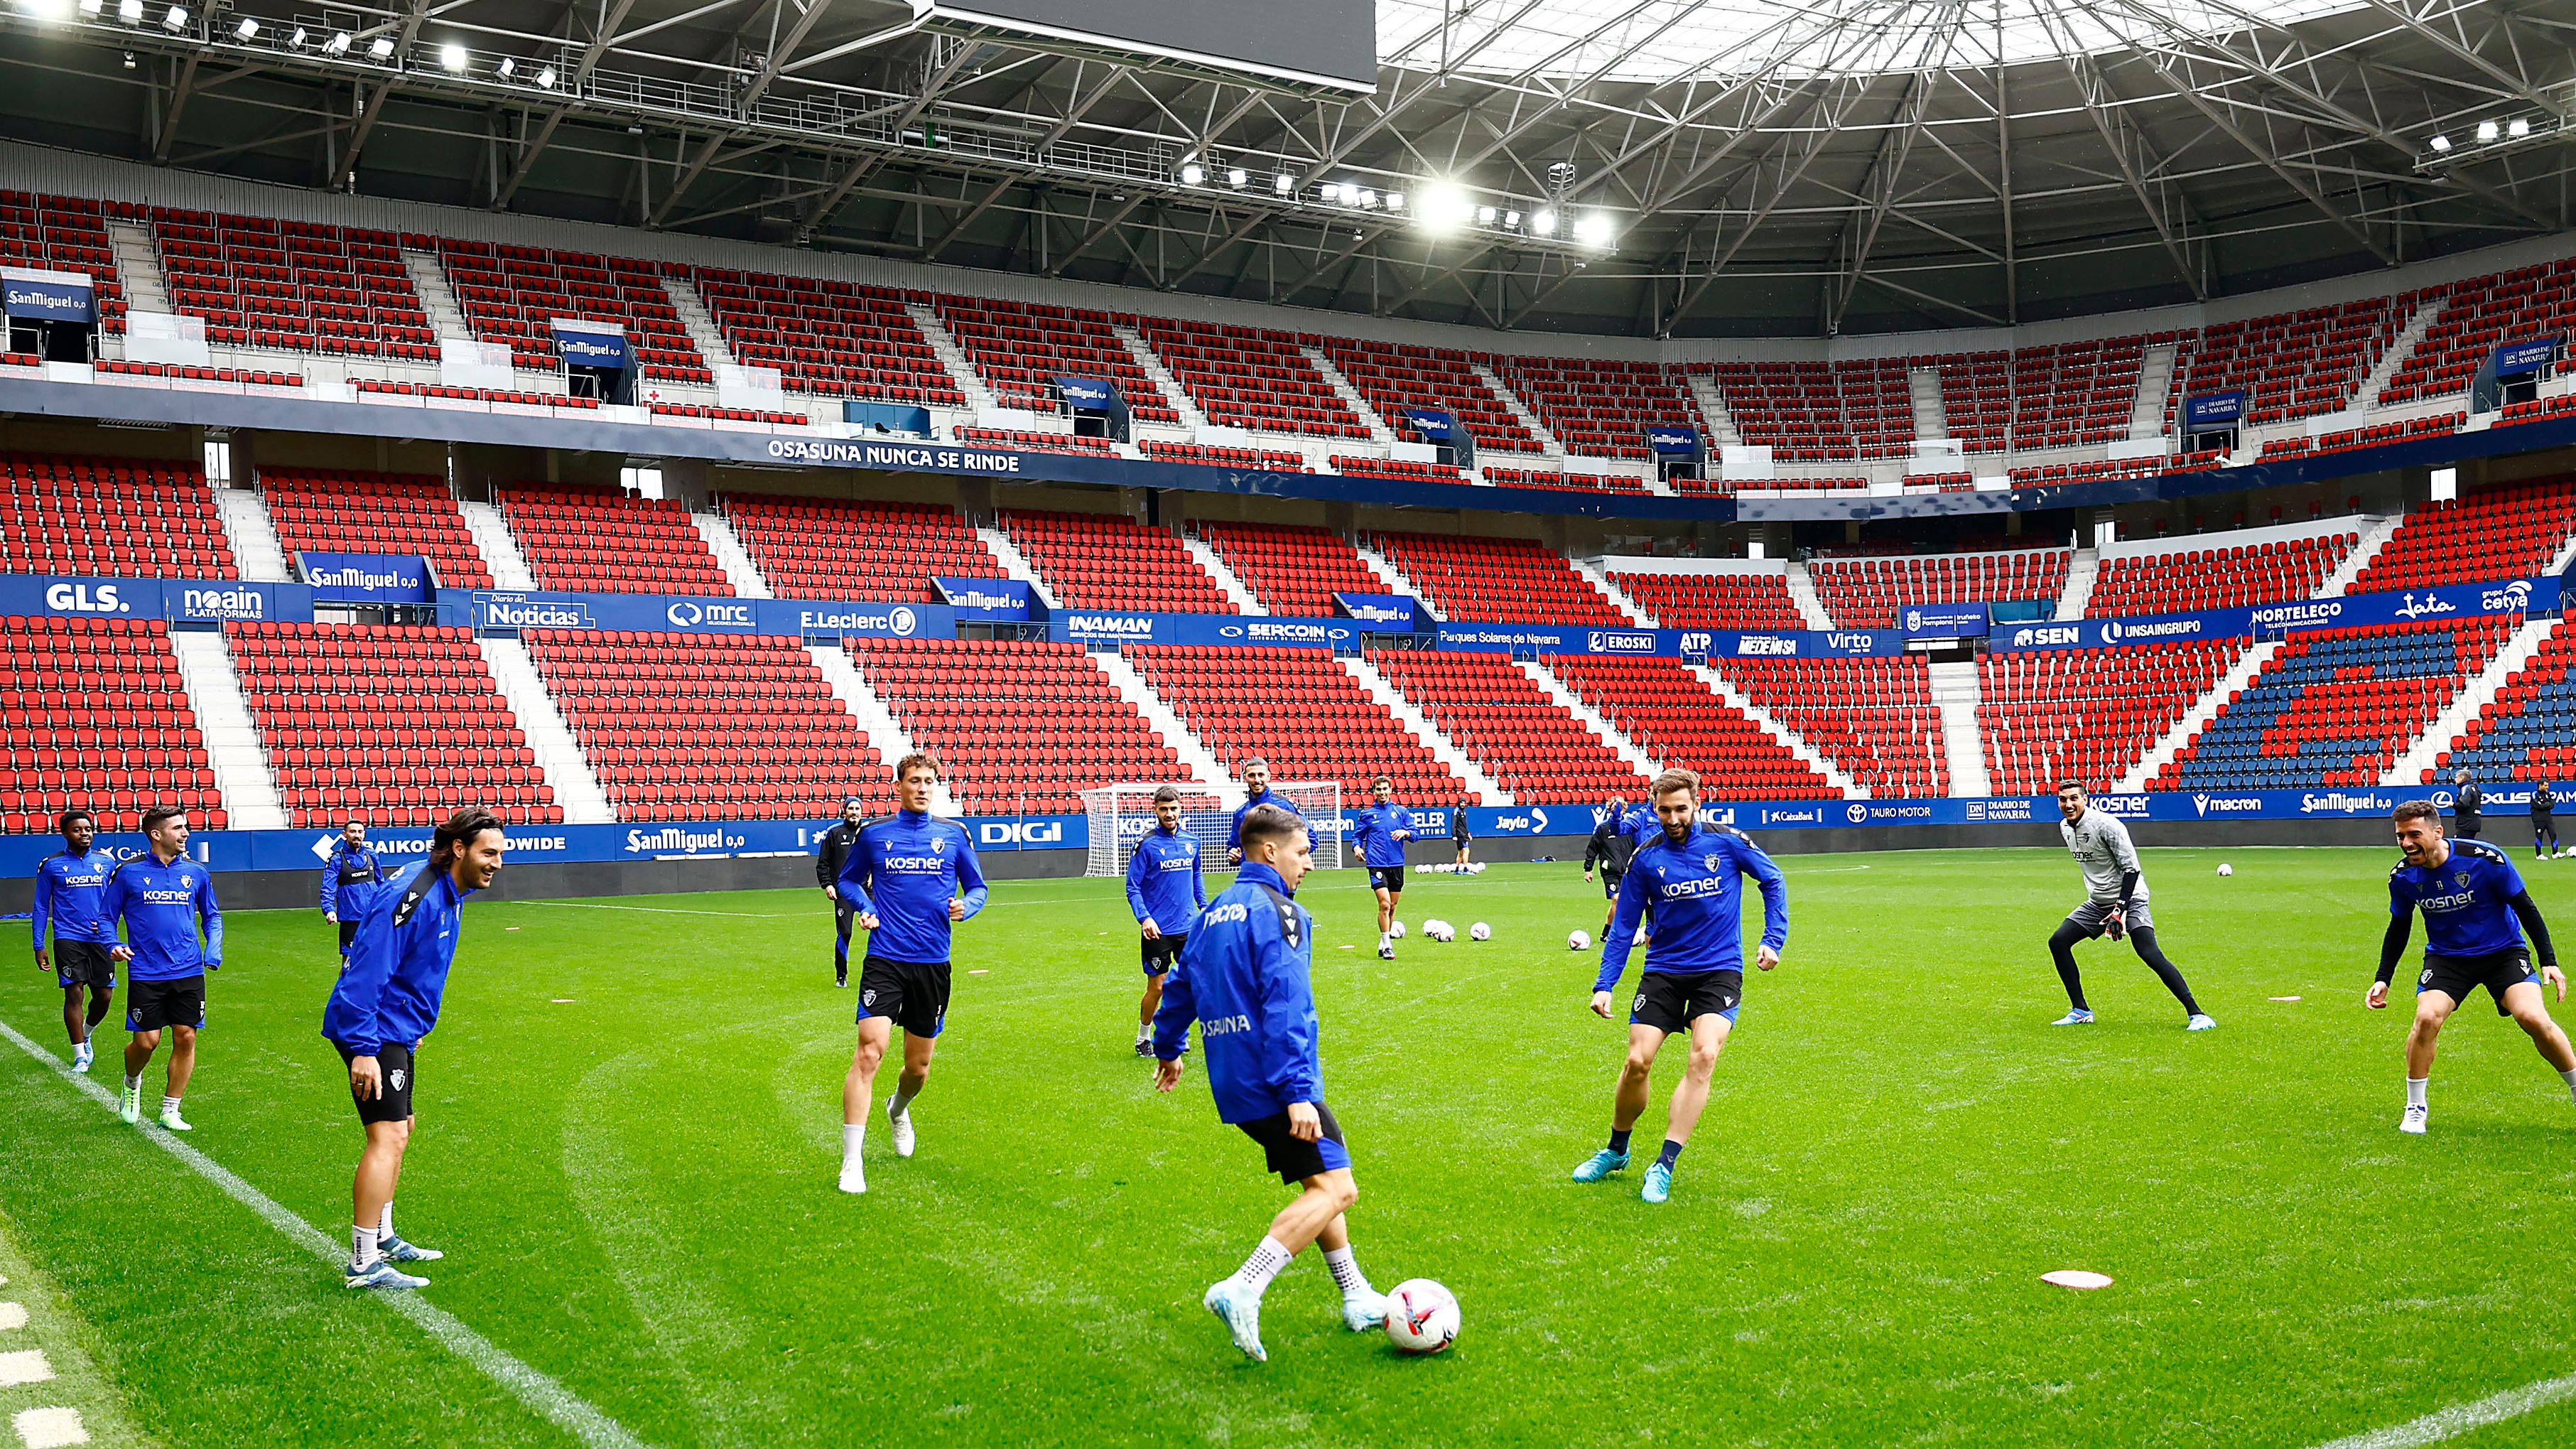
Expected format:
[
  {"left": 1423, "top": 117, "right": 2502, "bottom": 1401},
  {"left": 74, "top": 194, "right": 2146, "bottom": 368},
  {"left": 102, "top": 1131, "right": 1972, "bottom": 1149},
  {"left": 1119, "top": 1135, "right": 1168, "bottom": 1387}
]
[{"left": 1388, "top": 920, "right": 1491, "bottom": 944}]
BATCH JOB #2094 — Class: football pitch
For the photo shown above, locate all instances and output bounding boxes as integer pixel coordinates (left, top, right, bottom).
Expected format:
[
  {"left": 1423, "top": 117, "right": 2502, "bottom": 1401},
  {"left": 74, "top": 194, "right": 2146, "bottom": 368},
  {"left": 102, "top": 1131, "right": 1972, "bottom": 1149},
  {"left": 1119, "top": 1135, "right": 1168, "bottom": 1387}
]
[{"left": 6, "top": 846, "right": 2576, "bottom": 1448}]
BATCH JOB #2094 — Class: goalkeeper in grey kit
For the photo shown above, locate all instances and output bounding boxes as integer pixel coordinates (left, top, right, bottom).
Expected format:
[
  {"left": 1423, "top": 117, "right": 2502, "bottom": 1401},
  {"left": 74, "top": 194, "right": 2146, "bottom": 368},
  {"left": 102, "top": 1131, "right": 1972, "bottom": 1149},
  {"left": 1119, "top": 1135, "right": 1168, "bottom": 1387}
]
[{"left": 2048, "top": 783, "right": 2214, "bottom": 1030}]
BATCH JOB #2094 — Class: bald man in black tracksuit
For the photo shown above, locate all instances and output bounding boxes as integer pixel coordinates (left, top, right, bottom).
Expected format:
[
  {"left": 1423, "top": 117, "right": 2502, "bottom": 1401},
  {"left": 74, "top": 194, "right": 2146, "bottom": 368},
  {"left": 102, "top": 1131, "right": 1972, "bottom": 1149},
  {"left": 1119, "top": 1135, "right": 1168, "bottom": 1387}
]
[{"left": 818, "top": 797, "right": 865, "bottom": 988}]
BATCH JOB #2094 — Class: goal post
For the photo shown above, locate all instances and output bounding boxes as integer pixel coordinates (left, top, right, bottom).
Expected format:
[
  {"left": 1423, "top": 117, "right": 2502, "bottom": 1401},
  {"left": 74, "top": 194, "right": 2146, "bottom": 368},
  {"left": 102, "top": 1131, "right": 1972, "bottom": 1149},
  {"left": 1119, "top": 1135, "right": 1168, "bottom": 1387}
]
[{"left": 1083, "top": 781, "right": 1344, "bottom": 877}]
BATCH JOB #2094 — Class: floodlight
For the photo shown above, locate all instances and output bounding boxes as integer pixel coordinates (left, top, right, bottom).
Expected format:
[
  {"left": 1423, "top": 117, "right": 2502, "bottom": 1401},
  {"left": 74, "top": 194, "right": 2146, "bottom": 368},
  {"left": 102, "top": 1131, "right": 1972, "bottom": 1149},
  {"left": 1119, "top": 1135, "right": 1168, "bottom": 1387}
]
[
  {"left": 369, "top": 34, "right": 393, "bottom": 58},
  {"left": 77, "top": 0, "right": 104, "bottom": 16},
  {"left": 440, "top": 41, "right": 466, "bottom": 72},
  {"left": 496, "top": 56, "right": 514, "bottom": 77},
  {"left": 288, "top": 24, "right": 307, "bottom": 45},
  {"left": 233, "top": 16, "right": 255, "bottom": 38},
  {"left": 1503, "top": 210, "right": 1522, "bottom": 228},
  {"left": 2509, "top": 118, "right": 2531, "bottom": 139},
  {"left": 1273, "top": 171, "right": 1292, "bottom": 194},
  {"left": 1226, "top": 166, "right": 1247, "bottom": 188},
  {"left": 1417, "top": 181, "right": 1473, "bottom": 232},
  {"left": 1573, "top": 212, "right": 1615, "bottom": 248},
  {"left": 1179, "top": 161, "right": 1204, "bottom": 185},
  {"left": 2428, "top": 134, "right": 2451, "bottom": 152},
  {"left": 1383, "top": 191, "right": 1405, "bottom": 211},
  {"left": 1358, "top": 188, "right": 1378, "bottom": 208},
  {"left": 1530, "top": 208, "right": 1558, "bottom": 236},
  {"left": 535, "top": 65, "right": 558, "bottom": 88},
  {"left": 161, "top": 4, "right": 184, "bottom": 31},
  {"left": 117, "top": 0, "right": 141, "bottom": 20},
  {"left": 1475, "top": 205, "right": 1496, "bottom": 225},
  {"left": 2477, "top": 119, "right": 2500, "bottom": 141}
]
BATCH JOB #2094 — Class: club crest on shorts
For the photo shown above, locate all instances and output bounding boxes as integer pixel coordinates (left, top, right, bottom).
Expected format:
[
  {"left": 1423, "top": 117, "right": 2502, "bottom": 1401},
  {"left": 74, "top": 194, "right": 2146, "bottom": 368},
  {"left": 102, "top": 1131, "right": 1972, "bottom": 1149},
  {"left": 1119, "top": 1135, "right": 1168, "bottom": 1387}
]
[
  {"left": 2420, "top": 968, "right": 2435, "bottom": 986},
  {"left": 387, "top": 1068, "right": 408, "bottom": 1092},
  {"left": 863, "top": 989, "right": 877, "bottom": 1006}
]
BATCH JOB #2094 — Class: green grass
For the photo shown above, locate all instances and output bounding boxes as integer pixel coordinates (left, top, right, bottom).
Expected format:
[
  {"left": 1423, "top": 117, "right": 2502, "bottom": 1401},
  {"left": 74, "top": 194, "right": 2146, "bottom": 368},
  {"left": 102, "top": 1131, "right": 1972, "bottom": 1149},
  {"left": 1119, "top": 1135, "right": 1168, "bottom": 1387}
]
[{"left": 5, "top": 846, "right": 2576, "bottom": 1447}]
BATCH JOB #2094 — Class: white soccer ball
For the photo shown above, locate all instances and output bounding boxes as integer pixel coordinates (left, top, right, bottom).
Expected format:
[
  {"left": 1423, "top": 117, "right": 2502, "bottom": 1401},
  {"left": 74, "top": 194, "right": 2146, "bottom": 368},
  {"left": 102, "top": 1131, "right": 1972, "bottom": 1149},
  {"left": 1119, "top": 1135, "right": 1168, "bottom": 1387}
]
[
  {"left": 2216, "top": 863, "right": 2234, "bottom": 877},
  {"left": 1389, "top": 920, "right": 1407, "bottom": 939},
  {"left": 1384, "top": 1278, "right": 1461, "bottom": 1354},
  {"left": 1469, "top": 922, "right": 1491, "bottom": 942},
  {"left": 1425, "top": 919, "right": 1456, "bottom": 942},
  {"left": 1568, "top": 930, "right": 1591, "bottom": 952}
]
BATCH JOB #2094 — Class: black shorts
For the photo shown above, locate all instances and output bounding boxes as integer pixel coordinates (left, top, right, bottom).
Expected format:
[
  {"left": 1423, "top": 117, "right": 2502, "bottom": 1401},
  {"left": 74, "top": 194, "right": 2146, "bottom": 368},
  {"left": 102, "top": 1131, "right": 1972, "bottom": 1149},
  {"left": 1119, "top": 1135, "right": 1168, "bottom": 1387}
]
[
  {"left": 857, "top": 954, "right": 951, "bottom": 1038},
  {"left": 2419, "top": 948, "right": 2540, "bottom": 1016},
  {"left": 336, "top": 1040, "right": 418, "bottom": 1124},
  {"left": 1235, "top": 1100, "right": 1352, "bottom": 1183},
  {"left": 1141, "top": 931, "right": 1186, "bottom": 974},
  {"left": 1630, "top": 969, "right": 1742, "bottom": 1034},
  {"left": 53, "top": 939, "right": 114, "bottom": 991},
  {"left": 124, "top": 975, "right": 205, "bottom": 1033},
  {"left": 337, "top": 918, "right": 360, "bottom": 953},
  {"left": 1599, "top": 868, "right": 1624, "bottom": 901},
  {"left": 1368, "top": 867, "right": 1405, "bottom": 895}
]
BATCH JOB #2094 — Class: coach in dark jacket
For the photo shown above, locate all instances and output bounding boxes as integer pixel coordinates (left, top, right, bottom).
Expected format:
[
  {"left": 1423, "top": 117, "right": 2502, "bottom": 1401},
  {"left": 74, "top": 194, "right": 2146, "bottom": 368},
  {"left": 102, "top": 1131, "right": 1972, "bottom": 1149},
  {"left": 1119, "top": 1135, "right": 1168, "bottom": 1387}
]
[
  {"left": 2452, "top": 771, "right": 2482, "bottom": 840},
  {"left": 816, "top": 797, "right": 865, "bottom": 988}
]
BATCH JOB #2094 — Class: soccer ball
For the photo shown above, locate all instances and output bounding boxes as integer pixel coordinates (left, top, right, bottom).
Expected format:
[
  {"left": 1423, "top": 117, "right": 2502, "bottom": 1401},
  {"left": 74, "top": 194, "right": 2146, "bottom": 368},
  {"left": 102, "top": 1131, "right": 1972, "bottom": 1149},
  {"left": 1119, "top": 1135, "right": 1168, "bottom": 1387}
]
[
  {"left": 1468, "top": 922, "right": 1491, "bottom": 942},
  {"left": 1423, "top": 918, "right": 1455, "bottom": 942},
  {"left": 1385, "top": 1278, "right": 1460, "bottom": 1354},
  {"left": 1568, "top": 930, "right": 1591, "bottom": 951},
  {"left": 2216, "top": 863, "right": 2233, "bottom": 878},
  {"left": 1389, "top": 920, "right": 1407, "bottom": 939}
]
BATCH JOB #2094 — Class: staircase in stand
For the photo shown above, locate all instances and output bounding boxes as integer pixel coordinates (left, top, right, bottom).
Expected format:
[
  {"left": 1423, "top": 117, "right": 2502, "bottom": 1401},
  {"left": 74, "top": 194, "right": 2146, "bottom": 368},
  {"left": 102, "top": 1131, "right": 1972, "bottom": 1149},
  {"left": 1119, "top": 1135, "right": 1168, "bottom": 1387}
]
[
  {"left": 1925, "top": 660, "right": 1990, "bottom": 798},
  {"left": 2128, "top": 342, "right": 2178, "bottom": 441},
  {"left": 477, "top": 636, "right": 615, "bottom": 824},
  {"left": 170, "top": 631, "right": 288, "bottom": 830},
  {"left": 215, "top": 487, "right": 291, "bottom": 583},
  {"left": 806, "top": 644, "right": 956, "bottom": 814},
  {"left": 1338, "top": 655, "right": 1508, "bottom": 803},
  {"left": 693, "top": 510, "right": 772, "bottom": 598}
]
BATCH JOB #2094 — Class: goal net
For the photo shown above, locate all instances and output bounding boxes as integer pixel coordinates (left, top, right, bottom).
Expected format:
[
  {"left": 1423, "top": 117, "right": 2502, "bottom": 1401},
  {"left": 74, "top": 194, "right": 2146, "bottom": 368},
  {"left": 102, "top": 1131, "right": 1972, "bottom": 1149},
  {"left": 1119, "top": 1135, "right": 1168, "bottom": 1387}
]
[{"left": 1083, "top": 781, "right": 1344, "bottom": 877}]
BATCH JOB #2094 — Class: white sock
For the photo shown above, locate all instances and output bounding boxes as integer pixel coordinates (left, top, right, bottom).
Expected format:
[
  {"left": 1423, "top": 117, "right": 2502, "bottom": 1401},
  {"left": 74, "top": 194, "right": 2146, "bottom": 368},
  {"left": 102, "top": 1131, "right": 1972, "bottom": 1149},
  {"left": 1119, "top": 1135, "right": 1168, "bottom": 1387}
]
[
  {"left": 351, "top": 1224, "right": 380, "bottom": 1271},
  {"left": 161, "top": 1095, "right": 182, "bottom": 1116},
  {"left": 2406, "top": 1077, "right": 2429, "bottom": 1109},
  {"left": 1323, "top": 1246, "right": 1371, "bottom": 1298},
  {"left": 889, "top": 1082, "right": 918, "bottom": 1121},
  {"left": 1230, "top": 1236, "right": 1294, "bottom": 1297},
  {"left": 1135, "top": 1023, "right": 1151, "bottom": 1041},
  {"left": 2559, "top": 1067, "right": 2576, "bottom": 1094},
  {"left": 842, "top": 1121, "right": 865, "bottom": 1165},
  {"left": 379, "top": 1202, "right": 395, "bottom": 1240}
]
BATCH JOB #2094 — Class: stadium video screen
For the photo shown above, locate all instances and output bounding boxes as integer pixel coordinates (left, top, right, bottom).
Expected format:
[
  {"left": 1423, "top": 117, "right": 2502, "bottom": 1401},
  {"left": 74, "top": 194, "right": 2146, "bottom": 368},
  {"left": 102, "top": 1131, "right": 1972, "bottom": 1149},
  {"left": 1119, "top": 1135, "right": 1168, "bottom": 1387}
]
[{"left": 931, "top": 0, "right": 1377, "bottom": 90}]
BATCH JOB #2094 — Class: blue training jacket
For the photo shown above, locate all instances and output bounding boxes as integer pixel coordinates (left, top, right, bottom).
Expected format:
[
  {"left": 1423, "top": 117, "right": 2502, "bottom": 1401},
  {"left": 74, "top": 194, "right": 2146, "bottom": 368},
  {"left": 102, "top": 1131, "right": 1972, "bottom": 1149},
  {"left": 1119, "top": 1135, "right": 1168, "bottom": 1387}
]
[
  {"left": 838, "top": 809, "right": 988, "bottom": 964},
  {"left": 320, "top": 841, "right": 387, "bottom": 920},
  {"left": 1596, "top": 824, "right": 1788, "bottom": 992},
  {"left": 2391, "top": 837, "right": 2530, "bottom": 959},
  {"left": 1152, "top": 860, "right": 1321, "bottom": 1123},
  {"left": 102, "top": 853, "right": 223, "bottom": 982},
  {"left": 1125, "top": 825, "right": 1206, "bottom": 933},
  {"left": 1352, "top": 802, "right": 1414, "bottom": 869},
  {"left": 1228, "top": 789, "right": 1304, "bottom": 851},
  {"left": 33, "top": 849, "right": 117, "bottom": 949},
  {"left": 321, "top": 861, "right": 474, "bottom": 1055}
]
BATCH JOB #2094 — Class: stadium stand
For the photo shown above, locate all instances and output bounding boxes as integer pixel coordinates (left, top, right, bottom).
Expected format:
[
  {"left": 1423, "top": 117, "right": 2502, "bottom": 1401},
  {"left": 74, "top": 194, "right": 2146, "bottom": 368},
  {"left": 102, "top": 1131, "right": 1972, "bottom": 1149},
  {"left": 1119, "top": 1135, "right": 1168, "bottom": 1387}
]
[
  {"left": 1981, "top": 641, "right": 2244, "bottom": 797},
  {"left": 0, "top": 615, "right": 215, "bottom": 833},
  {"left": 1316, "top": 338, "right": 1539, "bottom": 452},
  {"left": 1483, "top": 468, "right": 1647, "bottom": 494},
  {"left": 1932, "top": 339, "right": 2148, "bottom": 453},
  {"left": 647, "top": 402, "right": 813, "bottom": 428},
  {"left": 2433, "top": 621, "right": 2576, "bottom": 783},
  {"left": 227, "top": 623, "right": 558, "bottom": 827},
  {"left": 1808, "top": 549, "right": 2069, "bottom": 629},
  {"left": 2380, "top": 263, "right": 2574, "bottom": 405},
  {"left": 260, "top": 469, "right": 492, "bottom": 589},
  {"left": 497, "top": 483, "right": 731, "bottom": 595},
  {"left": 2158, "top": 618, "right": 2515, "bottom": 789},
  {"left": 931, "top": 296, "right": 1180, "bottom": 423},
  {"left": 689, "top": 270, "right": 966, "bottom": 407},
  {"left": 1332, "top": 456, "right": 1464, "bottom": 483},
  {"left": 2007, "top": 451, "right": 2225, "bottom": 488},
  {"left": 1365, "top": 648, "right": 1651, "bottom": 806},
  {"left": 1140, "top": 441, "right": 1309, "bottom": 472},
  {"left": 0, "top": 453, "right": 235, "bottom": 578},
  {"left": 1704, "top": 359, "right": 1914, "bottom": 461},
  {"left": 1137, "top": 318, "right": 1370, "bottom": 438},
  {"left": 2083, "top": 533, "right": 2356, "bottom": 618},
  {"left": 2345, "top": 477, "right": 2576, "bottom": 593},
  {"left": 954, "top": 427, "right": 1119, "bottom": 456},
  {"left": 150, "top": 208, "right": 436, "bottom": 360},
  {"left": 1190, "top": 521, "right": 1387, "bottom": 617},
  {"left": 353, "top": 379, "right": 600, "bottom": 410},
  {"left": 438, "top": 242, "right": 709, "bottom": 384},
  {"left": 1493, "top": 357, "right": 1701, "bottom": 460},
  {"left": 848, "top": 637, "right": 1180, "bottom": 814},
  {"left": 1125, "top": 644, "right": 1467, "bottom": 801},
  {"left": 2499, "top": 394, "right": 2576, "bottom": 427},
  {"left": 1712, "top": 655, "right": 1948, "bottom": 797},
  {"left": 1611, "top": 570, "right": 1807, "bottom": 632},
  {"left": 98, "top": 360, "right": 303, "bottom": 387},
  {"left": 2173, "top": 298, "right": 2403, "bottom": 425},
  {"left": 1369, "top": 531, "right": 1630, "bottom": 624},
  {"left": 718, "top": 494, "right": 1001, "bottom": 600},
  {"left": 1541, "top": 655, "right": 1834, "bottom": 799},
  {"left": 526, "top": 629, "right": 889, "bottom": 819},
  {"left": 1000, "top": 508, "right": 1238, "bottom": 613},
  {"left": 0, "top": 190, "right": 125, "bottom": 337}
]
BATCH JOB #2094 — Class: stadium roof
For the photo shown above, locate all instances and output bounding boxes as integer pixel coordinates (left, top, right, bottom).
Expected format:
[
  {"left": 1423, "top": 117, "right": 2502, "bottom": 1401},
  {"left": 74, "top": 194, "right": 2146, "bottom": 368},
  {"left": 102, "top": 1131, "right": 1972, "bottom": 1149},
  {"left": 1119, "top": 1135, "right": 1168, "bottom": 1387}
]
[{"left": 0, "top": 0, "right": 2567, "bottom": 338}]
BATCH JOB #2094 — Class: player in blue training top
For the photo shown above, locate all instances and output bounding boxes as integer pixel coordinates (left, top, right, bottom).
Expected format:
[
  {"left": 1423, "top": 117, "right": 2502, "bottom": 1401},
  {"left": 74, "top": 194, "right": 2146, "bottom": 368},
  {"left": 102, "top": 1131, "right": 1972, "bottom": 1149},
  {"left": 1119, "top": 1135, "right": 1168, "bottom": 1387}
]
[
  {"left": 1573, "top": 770, "right": 1787, "bottom": 1205},
  {"left": 1126, "top": 785, "right": 1206, "bottom": 1056},
  {"left": 102, "top": 804, "right": 222, "bottom": 1131},
  {"left": 1155, "top": 803, "right": 1386, "bottom": 1363},
  {"left": 33, "top": 808, "right": 118, "bottom": 1074},
  {"left": 322, "top": 807, "right": 506, "bottom": 1291},
  {"left": 320, "top": 819, "right": 386, "bottom": 961},
  {"left": 835, "top": 753, "right": 987, "bottom": 1194},
  {"left": 1226, "top": 758, "right": 1301, "bottom": 866},
  {"left": 2371, "top": 799, "right": 2576, "bottom": 1134},
  {"left": 1352, "top": 774, "right": 1414, "bottom": 960}
]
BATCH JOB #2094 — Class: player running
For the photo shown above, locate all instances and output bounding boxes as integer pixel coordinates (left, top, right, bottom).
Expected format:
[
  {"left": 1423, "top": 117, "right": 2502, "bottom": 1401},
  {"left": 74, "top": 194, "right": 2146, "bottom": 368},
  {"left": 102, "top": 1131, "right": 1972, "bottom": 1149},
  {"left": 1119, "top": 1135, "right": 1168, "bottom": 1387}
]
[
  {"left": 33, "top": 809, "right": 117, "bottom": 1074},
  {"left": 2372, "top": 799, "right": 2576, "bottom": 1133},
  {"left": 1154, "top": 804, "right": 1385, "bottom": 1361},
  {"left": 816, "top": 796, "right": 866, "bottom": 987},
  {"left": 1353, "top": 775, "right": 1413, "bottom": 959},
  {"left": 835, "top": 754, "right": 987, "bottom": 1194},
  {"left": 1582, "top": 796, "right": 1637, "bottom": 941},
  {"left": 2048, "top": 782, "right": 2214, "bottom": 1031},
  {"left": 320, "top": 819, "right": 386, "bottom": 961},
  {"left": 1228, "top": 758, "right": 1301, "bottom": 866},
  {"left": 323, "top": 807, "right": 507, "bottom": 1291},
  {"left": 103, "top": 806, "right": 222, "bottom": 1131},
  {"left": 1125, "top": 785, "right": 1206, "bottom": 1055},
  {"left": 1573, "top": 770, "right": 1787, "bottom": 1205}
]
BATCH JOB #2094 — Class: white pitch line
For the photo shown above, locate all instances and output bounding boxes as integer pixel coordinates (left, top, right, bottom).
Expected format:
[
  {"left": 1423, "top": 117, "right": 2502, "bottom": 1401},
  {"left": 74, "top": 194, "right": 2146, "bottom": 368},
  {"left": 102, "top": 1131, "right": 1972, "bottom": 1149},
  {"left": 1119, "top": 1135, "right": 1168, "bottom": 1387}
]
[
  {"left": 0, "top": 1018, "right": 651, "bottom": 1449},
  {"left": 2310, "top": 1374, "right": 2576, "bottom": 1448}
]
